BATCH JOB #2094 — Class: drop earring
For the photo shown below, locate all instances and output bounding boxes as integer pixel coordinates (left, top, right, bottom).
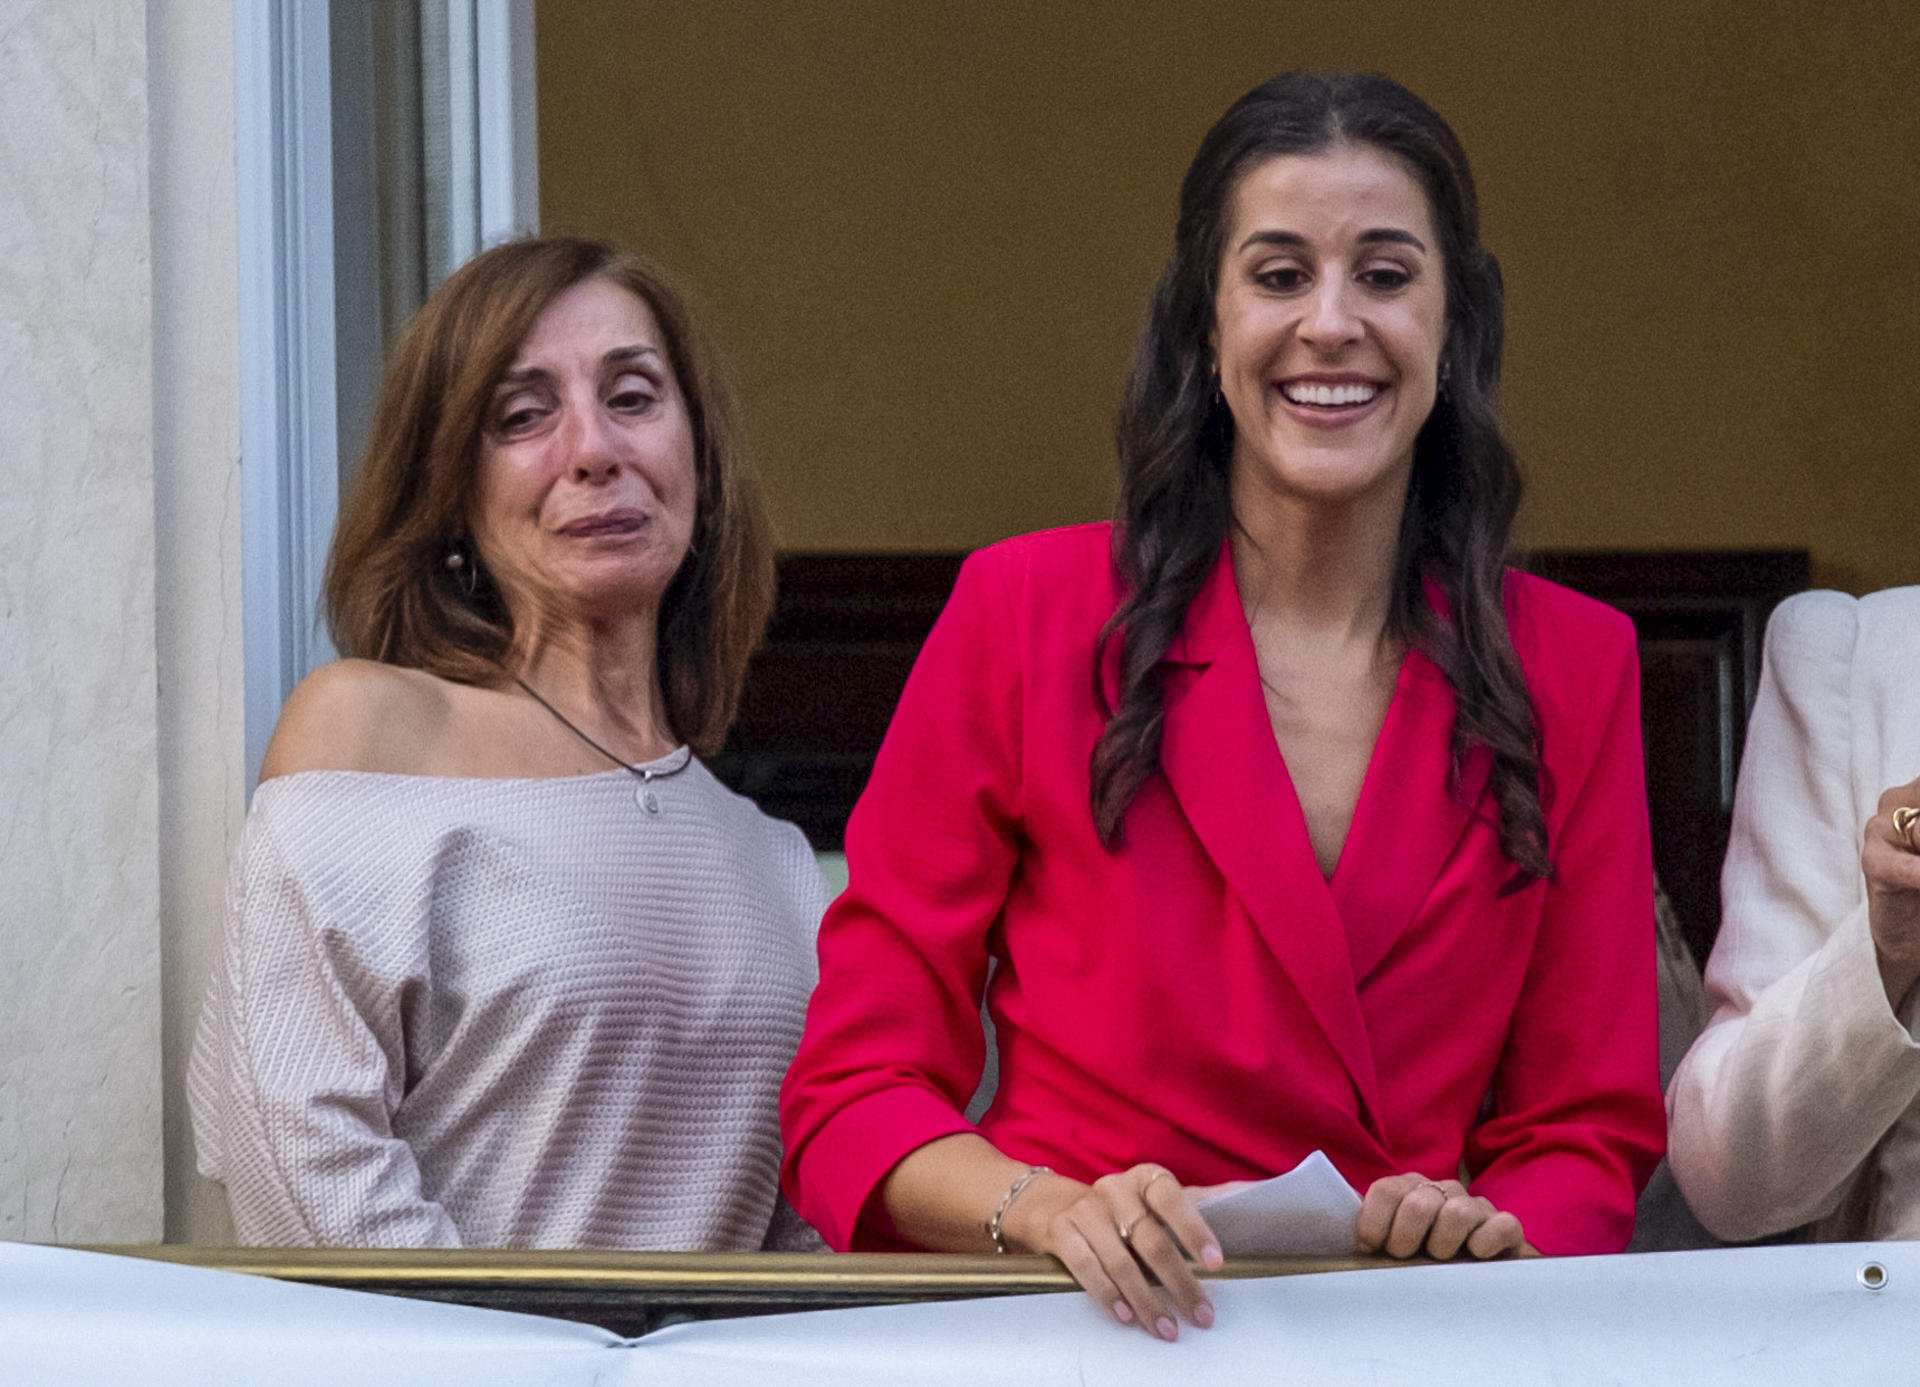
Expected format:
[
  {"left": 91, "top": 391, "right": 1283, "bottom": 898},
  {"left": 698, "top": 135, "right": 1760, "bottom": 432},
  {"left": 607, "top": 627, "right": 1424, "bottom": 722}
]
[{"left": 444, "top": 544, "right": 478, "bottom": 597}]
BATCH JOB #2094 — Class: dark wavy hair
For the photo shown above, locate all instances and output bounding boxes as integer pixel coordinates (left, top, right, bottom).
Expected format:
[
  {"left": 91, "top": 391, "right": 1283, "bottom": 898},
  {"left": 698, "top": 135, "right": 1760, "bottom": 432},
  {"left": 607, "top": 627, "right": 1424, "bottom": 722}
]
[
  {"left": 1090, "top": 71, "right": 1550, "bottom": 883},
  {"left": 323, "top": 236, "right": 774, "bottom": 757}
]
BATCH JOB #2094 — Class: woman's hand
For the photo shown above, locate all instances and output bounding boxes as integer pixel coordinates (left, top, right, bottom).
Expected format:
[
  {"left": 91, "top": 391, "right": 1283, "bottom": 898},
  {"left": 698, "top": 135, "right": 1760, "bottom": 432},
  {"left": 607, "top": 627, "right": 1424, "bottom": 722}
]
[
  {"left": 1865, "top": 778, "right": 1920, "bottom": 1009},
  {"left": 1000, "top": 1163, "right": 1224, "bottom": 1341},
  {"left": 1354, "top": 1174, "right": 1534, "bottom": 1260}
]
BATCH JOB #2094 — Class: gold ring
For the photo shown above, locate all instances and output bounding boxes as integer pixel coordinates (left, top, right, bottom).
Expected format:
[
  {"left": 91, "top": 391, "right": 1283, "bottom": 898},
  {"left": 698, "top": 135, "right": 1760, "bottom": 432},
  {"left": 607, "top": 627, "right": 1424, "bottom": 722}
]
[{"left": 1895, "top": 806, "right": 1920, "bottom": 852}]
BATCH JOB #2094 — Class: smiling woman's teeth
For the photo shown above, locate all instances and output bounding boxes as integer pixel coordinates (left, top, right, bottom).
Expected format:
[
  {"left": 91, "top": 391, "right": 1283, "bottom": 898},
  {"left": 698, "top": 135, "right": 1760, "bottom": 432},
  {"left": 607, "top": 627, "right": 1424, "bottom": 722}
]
[{"left": 1282, "top": 382, "right": 1379, "bottom": 407}]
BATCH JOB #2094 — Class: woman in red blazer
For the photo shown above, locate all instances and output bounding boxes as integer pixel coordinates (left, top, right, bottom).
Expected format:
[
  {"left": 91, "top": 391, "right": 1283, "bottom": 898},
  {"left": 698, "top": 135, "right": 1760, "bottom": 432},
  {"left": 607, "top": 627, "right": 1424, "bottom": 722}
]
[{"left": 780, "top": 72, "right": 1663, "bottom": 1339}]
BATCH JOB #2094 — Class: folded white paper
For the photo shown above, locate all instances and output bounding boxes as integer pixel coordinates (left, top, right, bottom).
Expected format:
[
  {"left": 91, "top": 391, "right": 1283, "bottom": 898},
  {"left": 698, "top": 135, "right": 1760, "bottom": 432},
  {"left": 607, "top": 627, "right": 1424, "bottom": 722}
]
[{"left": 1196, "top": 1149, "right": 1362, "bottom": 1256}]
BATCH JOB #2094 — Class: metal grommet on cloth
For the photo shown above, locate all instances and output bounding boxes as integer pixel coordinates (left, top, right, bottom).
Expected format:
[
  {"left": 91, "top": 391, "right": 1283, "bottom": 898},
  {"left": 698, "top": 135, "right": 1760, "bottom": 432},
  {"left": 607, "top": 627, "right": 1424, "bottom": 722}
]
[{"left": 1859, "top": 1262, "right": 1889, "bottom": 1291}]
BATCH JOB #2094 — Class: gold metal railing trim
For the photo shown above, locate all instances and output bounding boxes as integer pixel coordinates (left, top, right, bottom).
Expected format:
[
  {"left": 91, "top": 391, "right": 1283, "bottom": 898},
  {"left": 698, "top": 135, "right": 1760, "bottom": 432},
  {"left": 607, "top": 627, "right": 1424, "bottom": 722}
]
[{"left": 82, "top": 1246, "right": 1398, "bottom": 1293}]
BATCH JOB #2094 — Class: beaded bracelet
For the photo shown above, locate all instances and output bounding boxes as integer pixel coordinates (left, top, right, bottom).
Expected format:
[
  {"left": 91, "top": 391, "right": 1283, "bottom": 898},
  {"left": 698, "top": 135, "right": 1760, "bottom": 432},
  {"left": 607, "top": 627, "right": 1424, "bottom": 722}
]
[{"left": 985, "top": 1165, "right": 1055, "bottom": 1254}]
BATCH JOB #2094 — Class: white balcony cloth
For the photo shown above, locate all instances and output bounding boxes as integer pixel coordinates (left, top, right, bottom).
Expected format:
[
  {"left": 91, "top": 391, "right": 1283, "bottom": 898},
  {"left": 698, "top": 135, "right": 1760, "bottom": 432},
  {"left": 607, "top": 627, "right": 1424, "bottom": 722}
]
[{"left": 4, "top": 1241, "right": 1919, "bottom": 1386}]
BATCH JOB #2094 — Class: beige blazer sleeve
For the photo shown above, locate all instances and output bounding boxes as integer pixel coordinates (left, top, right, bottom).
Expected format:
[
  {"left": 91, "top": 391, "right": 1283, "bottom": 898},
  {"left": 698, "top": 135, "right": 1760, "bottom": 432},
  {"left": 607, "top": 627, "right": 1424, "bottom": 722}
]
[{"left": 1667, "top": 589, "right": 1920, "bottom": 1240}]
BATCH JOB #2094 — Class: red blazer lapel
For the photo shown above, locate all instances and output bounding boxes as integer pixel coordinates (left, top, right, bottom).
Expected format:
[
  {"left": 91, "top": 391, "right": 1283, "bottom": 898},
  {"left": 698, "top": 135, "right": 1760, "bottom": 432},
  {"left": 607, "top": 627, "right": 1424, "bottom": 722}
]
[
  {"left": 1154, "top": 552, "right": 1385, "bottom": 1134},
  {"left": 1332, "top": 648, "right": 1492, "bottom": 984}
]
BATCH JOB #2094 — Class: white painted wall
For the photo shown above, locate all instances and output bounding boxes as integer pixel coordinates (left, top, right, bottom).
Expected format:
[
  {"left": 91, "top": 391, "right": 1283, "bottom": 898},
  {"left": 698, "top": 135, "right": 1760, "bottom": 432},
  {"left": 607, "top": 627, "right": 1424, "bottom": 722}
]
[
  {"left": 0, "top": 0, "right": 243, "bottom": 1244},
  {"left": 0, "top": 0, "right": 164, "bottom": 1241},
  {"left": 148, "top": 0, "right": 244, "bottom": 1244}
]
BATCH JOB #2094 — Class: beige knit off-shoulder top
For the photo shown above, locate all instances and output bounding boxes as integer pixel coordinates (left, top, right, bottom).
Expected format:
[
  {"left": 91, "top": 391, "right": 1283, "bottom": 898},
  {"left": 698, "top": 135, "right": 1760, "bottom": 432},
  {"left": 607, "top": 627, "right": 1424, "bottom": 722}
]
[{"left": 189, "top": 756, "right": 827, "bottom": 1250}]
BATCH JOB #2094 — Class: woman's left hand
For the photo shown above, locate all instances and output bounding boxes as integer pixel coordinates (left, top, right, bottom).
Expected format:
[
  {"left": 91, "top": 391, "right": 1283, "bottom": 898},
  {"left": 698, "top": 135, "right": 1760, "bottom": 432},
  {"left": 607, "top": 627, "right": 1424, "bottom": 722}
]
[{"left": 1354, "top": 1174, "right": 1536, "bottom": 1260}]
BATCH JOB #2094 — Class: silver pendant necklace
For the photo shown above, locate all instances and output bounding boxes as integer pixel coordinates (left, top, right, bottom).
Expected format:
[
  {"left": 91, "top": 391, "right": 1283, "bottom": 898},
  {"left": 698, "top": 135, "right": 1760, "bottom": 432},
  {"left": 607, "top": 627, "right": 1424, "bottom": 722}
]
[{"left": 511, "top": 674, "right": 692, "bottom": 816}]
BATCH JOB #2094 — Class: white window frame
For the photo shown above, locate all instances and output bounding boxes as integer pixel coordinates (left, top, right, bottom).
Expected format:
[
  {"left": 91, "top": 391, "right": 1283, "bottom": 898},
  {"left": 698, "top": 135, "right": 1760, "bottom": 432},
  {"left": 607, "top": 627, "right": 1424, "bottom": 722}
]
[{"left": 237, "top": 0, "right": 538, "bottom": 786}]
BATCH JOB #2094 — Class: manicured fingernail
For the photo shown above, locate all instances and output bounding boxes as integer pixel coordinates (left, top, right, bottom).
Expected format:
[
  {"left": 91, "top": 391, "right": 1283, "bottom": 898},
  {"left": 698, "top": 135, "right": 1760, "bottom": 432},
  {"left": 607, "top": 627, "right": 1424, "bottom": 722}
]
[
  {"left": 1202, "top": 1242, "right": 1223, "bottom": 1269},
  {"left": 1157, "top": 1317, "right": 1178, "bottom": 1341},
  {"left": 1112, "top": 1301, "right": 1133, "bottom": 1324},
  {"left": 1193, "top": 1301, "right": 1215, "bottom": 1329}
]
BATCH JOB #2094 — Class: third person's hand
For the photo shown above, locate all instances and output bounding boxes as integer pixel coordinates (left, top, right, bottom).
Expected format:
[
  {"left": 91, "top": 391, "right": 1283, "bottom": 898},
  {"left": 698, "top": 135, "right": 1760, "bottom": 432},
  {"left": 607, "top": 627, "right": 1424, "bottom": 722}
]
[{"left": 1354, "top": 1173, "right": 1533, "bottom": 1260}]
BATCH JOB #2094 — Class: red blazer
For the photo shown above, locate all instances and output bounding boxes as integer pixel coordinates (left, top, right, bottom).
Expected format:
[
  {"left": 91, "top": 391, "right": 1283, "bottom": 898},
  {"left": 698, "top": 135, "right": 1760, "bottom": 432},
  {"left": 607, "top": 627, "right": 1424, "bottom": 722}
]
[{"left": 780, "top": 524, "right": 1663, "bottom": 1255}]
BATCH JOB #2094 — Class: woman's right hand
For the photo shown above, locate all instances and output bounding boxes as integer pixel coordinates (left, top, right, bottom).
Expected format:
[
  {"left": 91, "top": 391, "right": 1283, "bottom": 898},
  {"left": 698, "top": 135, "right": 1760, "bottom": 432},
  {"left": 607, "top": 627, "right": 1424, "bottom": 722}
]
[
  {"left": 999, "top": 1163, "right": 1224, "bottom": 1341},
  {"left": 1865, "top": 776, "right": 1920, "bottom": 1008}
]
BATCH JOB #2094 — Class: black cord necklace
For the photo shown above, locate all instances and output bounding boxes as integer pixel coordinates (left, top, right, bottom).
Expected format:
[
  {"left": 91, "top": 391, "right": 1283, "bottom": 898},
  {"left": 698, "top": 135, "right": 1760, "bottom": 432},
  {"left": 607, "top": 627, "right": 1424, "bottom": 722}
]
[{"left": 510, "top": 673, "right": 692, "bottom": 816}]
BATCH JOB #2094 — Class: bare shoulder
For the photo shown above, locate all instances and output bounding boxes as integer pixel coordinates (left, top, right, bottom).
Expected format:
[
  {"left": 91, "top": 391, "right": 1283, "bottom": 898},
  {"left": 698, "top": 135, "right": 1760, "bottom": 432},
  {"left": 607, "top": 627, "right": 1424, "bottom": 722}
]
[{"left": 259, "top": 659, "right": 463, "bottom": 781}]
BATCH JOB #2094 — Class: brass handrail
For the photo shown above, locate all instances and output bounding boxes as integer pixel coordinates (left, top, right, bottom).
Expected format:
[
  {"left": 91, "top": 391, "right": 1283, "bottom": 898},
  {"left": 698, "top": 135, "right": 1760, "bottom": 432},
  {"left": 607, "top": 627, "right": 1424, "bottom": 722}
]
[
  {"left": 74, "top": 1246, "right": 1415, "bottom": 1336},
  {"left": 82, "top": 1245, "right": 1396, "bottom": 1296}
]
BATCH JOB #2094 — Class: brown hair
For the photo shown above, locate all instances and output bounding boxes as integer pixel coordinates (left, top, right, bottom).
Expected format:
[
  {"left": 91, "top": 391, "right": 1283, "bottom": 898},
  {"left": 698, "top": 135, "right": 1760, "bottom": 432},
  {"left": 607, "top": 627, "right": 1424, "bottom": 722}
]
[{"left": 323, "top": 236, "right": 774, "bottom": 756}]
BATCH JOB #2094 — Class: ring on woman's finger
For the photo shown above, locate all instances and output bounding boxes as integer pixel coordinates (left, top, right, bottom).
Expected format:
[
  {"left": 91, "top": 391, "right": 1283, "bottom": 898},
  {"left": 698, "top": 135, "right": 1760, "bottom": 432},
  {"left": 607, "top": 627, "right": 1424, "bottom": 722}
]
[
  {"left": 1116, "top": 1216, "right": 1138, "bottom": 1244},
  {"left": 1141, "top": 1167, "right": 1173, "bottom": 1194},
  {"left": 1894, "top": 805, "right": 1920, "bottom": 852}
]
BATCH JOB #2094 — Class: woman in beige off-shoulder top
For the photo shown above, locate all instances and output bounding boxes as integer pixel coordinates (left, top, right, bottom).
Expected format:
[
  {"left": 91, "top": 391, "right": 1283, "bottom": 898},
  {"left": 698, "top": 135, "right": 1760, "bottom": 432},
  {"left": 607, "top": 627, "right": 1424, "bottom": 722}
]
[{"left": 190, "top": 236, "right": 824, "bottom": 1249}]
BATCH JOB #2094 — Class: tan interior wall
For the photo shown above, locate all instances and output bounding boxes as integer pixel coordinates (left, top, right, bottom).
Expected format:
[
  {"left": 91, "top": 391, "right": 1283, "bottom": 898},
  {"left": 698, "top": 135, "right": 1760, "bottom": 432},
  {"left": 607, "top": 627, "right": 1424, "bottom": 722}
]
[{"left": 538, "top": 3, "right": 1919, "bottom": 594}]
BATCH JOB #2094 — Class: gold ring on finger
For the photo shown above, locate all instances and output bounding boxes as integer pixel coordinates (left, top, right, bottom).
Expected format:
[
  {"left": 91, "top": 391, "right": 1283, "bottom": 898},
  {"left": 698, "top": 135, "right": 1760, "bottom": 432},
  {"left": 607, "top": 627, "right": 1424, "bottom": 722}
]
[{"left": 1895, "top": 806, "right": 1920, "bottom": 853}]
